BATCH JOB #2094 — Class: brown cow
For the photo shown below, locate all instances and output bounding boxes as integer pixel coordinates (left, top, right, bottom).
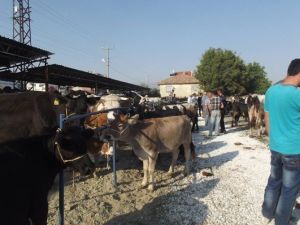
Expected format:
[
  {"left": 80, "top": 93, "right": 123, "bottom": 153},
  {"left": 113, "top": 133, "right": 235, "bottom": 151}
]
[
  {"left": 84, "top": 94, "right": 129, "bottom": 165},
  {"left": 0, "top": 91, "right": 98, "bottom": 144},
  {"left": 102, "top": 114, "right": 192, "bottom": 191},
  {"left": 0, "top": 91, "right": 96, "bottom": 225},
  {"left": 0, "top": 92, "right": 58, "bottom": 143}
]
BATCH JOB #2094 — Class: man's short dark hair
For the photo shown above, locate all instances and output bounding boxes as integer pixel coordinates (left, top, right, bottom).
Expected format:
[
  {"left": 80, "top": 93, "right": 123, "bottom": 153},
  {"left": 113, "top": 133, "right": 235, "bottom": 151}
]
[{"left": 287, "top": 59, "right": 300, "bottom": 76}]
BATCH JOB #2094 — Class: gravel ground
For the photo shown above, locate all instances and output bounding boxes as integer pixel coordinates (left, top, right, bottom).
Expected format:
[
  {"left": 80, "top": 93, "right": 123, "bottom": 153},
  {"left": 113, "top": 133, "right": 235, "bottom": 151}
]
[{"left": 47, "top": 117, "right": 300, "bottom": 225}]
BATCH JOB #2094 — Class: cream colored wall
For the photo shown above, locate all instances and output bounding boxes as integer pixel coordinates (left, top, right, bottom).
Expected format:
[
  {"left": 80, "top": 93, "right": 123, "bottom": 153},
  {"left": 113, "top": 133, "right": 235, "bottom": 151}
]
[{"left": 159, "top": 84, "right": 202, "bottom": 98}]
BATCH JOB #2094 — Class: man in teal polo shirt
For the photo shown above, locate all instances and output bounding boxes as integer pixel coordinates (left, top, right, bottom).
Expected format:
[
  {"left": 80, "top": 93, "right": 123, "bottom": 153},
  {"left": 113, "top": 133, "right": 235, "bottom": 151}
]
[{"left": 262, "top": 59, "right": 300, "bottom": 225}]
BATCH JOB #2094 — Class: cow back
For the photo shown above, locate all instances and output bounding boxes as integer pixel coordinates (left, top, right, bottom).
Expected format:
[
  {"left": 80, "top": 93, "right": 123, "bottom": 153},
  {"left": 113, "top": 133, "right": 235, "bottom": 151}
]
[
  {"left": 0, "top": 92, "right": 59, "bottom": 144},
  {"left": 124, "top": 115, "right": 192, "bottom": 158}
]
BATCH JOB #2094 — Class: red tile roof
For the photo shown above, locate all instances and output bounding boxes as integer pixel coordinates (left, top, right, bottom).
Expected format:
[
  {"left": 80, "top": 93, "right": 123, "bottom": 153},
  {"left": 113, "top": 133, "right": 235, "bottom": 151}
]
[{"left": 159, "top": 74, "right": 200, "bottom": 85}]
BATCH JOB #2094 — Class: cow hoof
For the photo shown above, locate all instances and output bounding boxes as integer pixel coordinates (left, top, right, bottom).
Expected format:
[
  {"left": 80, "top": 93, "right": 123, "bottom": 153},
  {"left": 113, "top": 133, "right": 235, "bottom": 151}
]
[
  {"left": 167, "top": 172, "right": 174, "bottom": 178},
  {"left": 184, "top": 170, "right": 190, "bottom": 177},
  {"left": 148, "top": 185, "right": 155, "bottom": 192},
  {"left": 141, "top": 181, "right": 148, "bottom": 188}
]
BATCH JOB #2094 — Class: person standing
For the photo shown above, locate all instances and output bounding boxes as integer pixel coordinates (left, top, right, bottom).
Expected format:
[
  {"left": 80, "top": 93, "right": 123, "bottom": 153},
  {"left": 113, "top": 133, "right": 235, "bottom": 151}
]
[
  {"left": 190, "top": 93, "right": 199, "bottom": 132},
  {"left": 197, "top": 92, "right": 203, "bottom": 117},
  {"left": 217, "top": 89, "right": 227, "bottom": 134},
  {"left": 187, "top": 94, "right": 192, "bottom": 103},
  {"left": 262, "top": 59, "right": 300, "bottom": 225},
  {"left": 169, "top": 88, "right": 175, "bottom": 103},
  {"left": 202, "top": 92, "right": 211, "bottom": 127},
  {"left": 208, "top": 90, "right": 221, "bottom": 136}
]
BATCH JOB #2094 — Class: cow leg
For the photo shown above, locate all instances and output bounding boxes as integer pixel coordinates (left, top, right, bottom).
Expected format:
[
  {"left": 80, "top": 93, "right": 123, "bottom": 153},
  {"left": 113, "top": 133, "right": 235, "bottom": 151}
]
[
  {"left": 257, "top": 121, "right": 261, "bottom": 137},
  {"left": 141, "top": 159, "right": 149, "bottom": 188},
  {"left": 30, "top": 196, "right": 48, "bottom": 225},
  {"left": 148, "top": 154, "right": 158, "bottom": 191},
  {"left": 183, "top": 143, "right": 191, "bottom": 176},
  {"left": 259, "top": 121, "right": 263, "bottom": 136},
  {"left": 249, "top": 126, "right": 253, "bottom": 136},
  {"left": 168, "top": 149, "right": 180, "bottom": 175}
]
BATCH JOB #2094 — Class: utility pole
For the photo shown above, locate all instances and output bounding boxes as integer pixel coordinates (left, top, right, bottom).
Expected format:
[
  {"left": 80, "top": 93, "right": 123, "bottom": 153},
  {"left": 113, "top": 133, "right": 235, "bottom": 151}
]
[
  {"left": 13, "top": 0, "right": 32, "bottom": 90},
  {"left": 102, "top": 47, "right": 112, "bottom": 78},
  {"left": 13, "top": 0, "right": 32, "bottom": 45}
]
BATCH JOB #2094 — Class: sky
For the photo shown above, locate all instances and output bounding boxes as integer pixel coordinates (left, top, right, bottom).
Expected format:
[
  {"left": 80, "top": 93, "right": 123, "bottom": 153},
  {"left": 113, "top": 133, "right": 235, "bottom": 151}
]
[{"left": 1, "top": 0, "right": 300, "bottom": 87}]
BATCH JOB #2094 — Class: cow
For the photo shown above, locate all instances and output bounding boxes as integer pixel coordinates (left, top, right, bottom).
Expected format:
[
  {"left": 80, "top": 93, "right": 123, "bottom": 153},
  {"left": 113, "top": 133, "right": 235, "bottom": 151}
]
[
  {"left": 0, "top": 126, "right": 95, "bottom": 225},
  {"left": 86, "top": 97, "right": 197, "bottom": 168},
  {"left": 63, "top": 90, "right": 100, "bottom": 125},
  {"left": 230, "top": 100, "right": 249, "bottom": 127},
  {"left": 0, "top": 91, "right": 98, "bottom": 225},
  {"left": 101, "top": 114, "right": 192, "bottom": 191},
  {"left": 247, "top": 95, "right": 265, "bottom": 136},
  {"left": 84, "top": 94, "right": 131, "bottom": 167},
  {"left": 0, "top": 91, "right": 98, "bottom": 144},
  {"left": 138, "top": 103, "right": 197, "bottom": 123}
]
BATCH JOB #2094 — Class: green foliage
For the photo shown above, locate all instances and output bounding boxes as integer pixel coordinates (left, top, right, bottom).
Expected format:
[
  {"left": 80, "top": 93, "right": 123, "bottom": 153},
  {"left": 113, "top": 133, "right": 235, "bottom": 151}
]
[
  {"left": 147, "top": 88, "right": 160, "bottom": 97},
  {"left": 245, "top": 62, "right": 271, "bottom": 94},
  {"left": 195, "top": 48, "right": 271, "bottom": 95}
]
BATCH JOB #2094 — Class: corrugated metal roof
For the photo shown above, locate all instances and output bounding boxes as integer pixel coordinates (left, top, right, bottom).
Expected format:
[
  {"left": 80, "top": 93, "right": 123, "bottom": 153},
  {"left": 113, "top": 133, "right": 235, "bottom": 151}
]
[
  {"left": 0, "top": 64, "right": 148, "bottom": 91},
  {"left": 0, "top": 35, "right": 52, "bottom": 67}
]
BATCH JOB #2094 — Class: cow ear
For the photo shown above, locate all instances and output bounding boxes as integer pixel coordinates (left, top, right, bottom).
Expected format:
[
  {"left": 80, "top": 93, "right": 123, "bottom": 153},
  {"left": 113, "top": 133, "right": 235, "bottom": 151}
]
[
  {"left": 128, "top": 114, "right": 139, "bottom": 125},
  {"left": 82, "top": 129, "right": 95, "bottom": 139}
]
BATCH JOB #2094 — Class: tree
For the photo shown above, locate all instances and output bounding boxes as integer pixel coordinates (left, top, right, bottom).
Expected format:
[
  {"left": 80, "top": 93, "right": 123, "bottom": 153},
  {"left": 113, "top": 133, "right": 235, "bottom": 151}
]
[
  {"left": 245, "top": 62, "right": 271, "bottom": 94},
  {"left": 195, "top": 48, "right": 271, "bottom": 95},
  {"left": 139, "top": 83, "right": 160, "bottom": 97}
]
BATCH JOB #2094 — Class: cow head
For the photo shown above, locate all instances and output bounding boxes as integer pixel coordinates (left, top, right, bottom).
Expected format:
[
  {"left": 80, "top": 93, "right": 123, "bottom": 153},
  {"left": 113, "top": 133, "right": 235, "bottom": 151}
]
[
  {"left": 100, "top": 113, "right": 139, "bottom": 140},
  {"left": 65, "top": 90, "right": 99, "bottom": 115},
  {"left": 54, "top": 126, "right": 95, "bottom": 174}
]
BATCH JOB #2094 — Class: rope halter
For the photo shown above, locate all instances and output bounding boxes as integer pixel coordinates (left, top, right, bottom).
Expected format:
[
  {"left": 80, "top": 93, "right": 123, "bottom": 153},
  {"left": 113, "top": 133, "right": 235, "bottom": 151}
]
[{"left": 54, "top": 128, "right": 87, "bottom": 164}]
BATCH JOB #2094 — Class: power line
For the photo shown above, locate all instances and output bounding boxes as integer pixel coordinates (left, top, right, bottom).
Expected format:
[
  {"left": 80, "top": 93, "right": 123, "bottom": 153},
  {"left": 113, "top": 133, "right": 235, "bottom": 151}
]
[
  {"left": 16, "top": 0, "right": 156, "bottom": 85},
  {"left": 31, "top": 0, "right": 104, "bottom": 46},
  {"left": 102, "top": 47, "right": 112, "bottom": 78},
  {"left": 30, "top": 0, "right": 156, "bottom": 81}
]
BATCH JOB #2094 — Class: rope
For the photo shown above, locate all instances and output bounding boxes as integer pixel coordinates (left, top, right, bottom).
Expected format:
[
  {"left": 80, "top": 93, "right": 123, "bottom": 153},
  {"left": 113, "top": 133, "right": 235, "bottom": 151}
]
[{"left": 54, "top": 141, "right": 87, "bottom": 164}]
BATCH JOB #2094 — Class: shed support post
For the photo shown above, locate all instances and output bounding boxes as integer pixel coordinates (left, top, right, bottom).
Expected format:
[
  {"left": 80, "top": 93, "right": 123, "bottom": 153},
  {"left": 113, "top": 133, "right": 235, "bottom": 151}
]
[
  {"left": 112, "top": 140, "right": 117, "bottom": 187},
  {"left": 58, "top": 114, "right": 65, "bottom": 225}
]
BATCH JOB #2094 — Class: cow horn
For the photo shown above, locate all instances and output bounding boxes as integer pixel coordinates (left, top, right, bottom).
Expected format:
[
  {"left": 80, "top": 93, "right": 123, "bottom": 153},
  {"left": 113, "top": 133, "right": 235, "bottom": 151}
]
[
  {"left": 71, "top": 94, "right": 81, "bottom": 99},
  {"left": 87, "top": 94, "right": 100, "bottom": 98},
  {"left": 131, "top": 91, "right": 143, "bottom": 98}
]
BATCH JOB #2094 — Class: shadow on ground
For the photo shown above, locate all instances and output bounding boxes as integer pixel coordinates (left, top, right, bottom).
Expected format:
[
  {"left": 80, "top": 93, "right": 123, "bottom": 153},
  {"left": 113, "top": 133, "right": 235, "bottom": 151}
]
[
  {"left": 200, "top": 141, "right": 227, "bottom": 154},
  {"left": 104, "top": 178, "right": 220, "bottom": 225}
]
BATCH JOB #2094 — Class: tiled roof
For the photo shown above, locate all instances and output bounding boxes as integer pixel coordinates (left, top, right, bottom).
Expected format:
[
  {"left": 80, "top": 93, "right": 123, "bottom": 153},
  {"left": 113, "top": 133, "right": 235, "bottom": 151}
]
[{"left": 159, "top": 74, "right": 200, "bottom": 85}]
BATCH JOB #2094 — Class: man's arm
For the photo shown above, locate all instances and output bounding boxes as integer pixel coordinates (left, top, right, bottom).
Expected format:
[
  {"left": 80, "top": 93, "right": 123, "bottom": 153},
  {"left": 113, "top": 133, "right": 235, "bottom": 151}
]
[{"left": 264, "top": 111, "right": 269, "bottom": 136}]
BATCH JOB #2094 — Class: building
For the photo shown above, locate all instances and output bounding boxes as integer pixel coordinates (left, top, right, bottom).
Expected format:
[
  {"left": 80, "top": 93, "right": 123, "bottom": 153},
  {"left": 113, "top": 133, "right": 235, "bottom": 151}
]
[{"left": 158, "top": 71, "right": 201, "bottom": 98}]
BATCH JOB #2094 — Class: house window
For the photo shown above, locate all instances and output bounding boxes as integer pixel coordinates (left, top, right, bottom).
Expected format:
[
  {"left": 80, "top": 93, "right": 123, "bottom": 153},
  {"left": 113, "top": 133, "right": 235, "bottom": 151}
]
[{"left": 166, "top": 85, "right": 173, "bottom": 93}]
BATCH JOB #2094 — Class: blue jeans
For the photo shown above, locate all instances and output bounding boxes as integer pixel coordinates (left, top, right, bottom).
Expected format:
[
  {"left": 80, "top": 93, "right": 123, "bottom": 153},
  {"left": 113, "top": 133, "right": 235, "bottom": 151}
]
[
  {"left": 262, "top": 150, "right": 300, "bottom": 225},
  {"left": 208, "top": 110, "right": 221, "bottom": 136}
]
